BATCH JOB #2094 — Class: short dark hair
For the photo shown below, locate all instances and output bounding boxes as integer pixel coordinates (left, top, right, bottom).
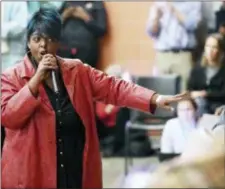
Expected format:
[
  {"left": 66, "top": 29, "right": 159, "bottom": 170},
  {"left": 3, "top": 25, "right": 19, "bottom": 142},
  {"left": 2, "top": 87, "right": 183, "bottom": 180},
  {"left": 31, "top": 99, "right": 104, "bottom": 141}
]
[{"left": 26, "top": 7, "right": 62, "bottom": 51}]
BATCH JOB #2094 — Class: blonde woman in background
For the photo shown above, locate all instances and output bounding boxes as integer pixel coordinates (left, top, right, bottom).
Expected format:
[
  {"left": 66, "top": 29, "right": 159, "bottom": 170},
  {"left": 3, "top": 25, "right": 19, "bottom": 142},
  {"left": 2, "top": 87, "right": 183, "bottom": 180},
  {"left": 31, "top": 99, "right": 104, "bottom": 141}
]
[{"left": 187, "top": 33, "right": 225, "bottom": 115}]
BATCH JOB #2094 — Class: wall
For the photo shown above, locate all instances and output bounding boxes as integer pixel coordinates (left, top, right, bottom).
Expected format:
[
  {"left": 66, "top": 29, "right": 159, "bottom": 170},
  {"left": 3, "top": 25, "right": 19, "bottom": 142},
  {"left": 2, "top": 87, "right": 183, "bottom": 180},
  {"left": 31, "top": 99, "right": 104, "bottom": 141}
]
[{"left": 98, "top": 2, "right": 155, "bottom": 76}]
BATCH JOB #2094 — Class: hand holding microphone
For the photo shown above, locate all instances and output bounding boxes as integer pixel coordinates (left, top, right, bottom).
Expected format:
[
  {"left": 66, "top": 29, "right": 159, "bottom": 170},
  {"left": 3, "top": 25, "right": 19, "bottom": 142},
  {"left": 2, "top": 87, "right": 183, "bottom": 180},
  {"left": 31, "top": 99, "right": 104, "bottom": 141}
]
[
  {"left": 35, "top": 54, "right": 58, "bottom": 82},
  {"left": 28, "top": 54, "right": 58, "bottom": 97}
]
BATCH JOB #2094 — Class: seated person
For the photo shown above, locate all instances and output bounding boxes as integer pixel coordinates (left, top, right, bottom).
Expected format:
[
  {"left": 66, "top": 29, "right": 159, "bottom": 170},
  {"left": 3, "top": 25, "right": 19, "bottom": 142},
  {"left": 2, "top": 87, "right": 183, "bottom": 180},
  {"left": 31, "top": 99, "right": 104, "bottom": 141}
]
[
  {"left": 159, "top": 98, "right": 199, "bottom": 162},
  {"left": 187, "top": 33, "right": 225, "bottom": 115},
  {"left": 147, "top": 134, "right": 224, "bottom": 188},
  {"left": 95, "top": 64, "right": 132, "bottom": 156}
]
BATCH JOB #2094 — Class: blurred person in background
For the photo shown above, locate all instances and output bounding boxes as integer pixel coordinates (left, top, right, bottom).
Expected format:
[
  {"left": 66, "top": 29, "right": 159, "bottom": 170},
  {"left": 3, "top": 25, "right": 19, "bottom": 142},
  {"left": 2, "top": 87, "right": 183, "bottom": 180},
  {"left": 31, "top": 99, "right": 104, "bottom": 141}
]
[
  {"left": 27, "top": 1, "right": 63, "bottom": 19},
  {"left": 1, "top": 7, "right": 187, "bottom": 189},
  {"left": 95, "top": 64, "right": 132, "bottom": 156},
  {"left": 121, "top": 105, "right": 225, "bottom": 188},
  {"left": 215, "top": 104, "right": 225, "bottom": 116},
  {"left": 146, "top": 106, "right": 225, "bottom": 188},
  {"left": 220, "top": 0, "right": 225, "bottom": 11},
  {"left": 146, "top": 1, "right": 202, "bottom": 91},
  {"left": 1, "top": 1, "right": 28, "bottom": 71},
  {"left": 187, "top": 33, "right": 225, "bottom": 115},
  {"left": 159, "top": 98, "right": 199, "bottom": 162},
  {"left": 202, "top": 1, "right": 224, "bottom": 34},
  {"left": 57, "top": 1, "right": 107, "bottom": 68},
  {"left": 218, "top": 22, "right": 225, "bottom": 44},
  {"left": 215, "top": 1, "right": 225, "bottom": 37},
  {"left": 146, "top": 134, "right": 224, "bottom": 188}
]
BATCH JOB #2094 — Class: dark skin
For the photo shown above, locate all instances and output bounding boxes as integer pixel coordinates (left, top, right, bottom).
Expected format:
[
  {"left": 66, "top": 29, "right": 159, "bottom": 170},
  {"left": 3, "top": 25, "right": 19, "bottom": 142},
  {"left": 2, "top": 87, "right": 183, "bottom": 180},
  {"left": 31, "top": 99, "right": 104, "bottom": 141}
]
[
  {"left": 27, "top": 32, "right": 59, "bottom": 97},
  {"left": 26, "top": 32, "right": 189, "bottom": 110}
]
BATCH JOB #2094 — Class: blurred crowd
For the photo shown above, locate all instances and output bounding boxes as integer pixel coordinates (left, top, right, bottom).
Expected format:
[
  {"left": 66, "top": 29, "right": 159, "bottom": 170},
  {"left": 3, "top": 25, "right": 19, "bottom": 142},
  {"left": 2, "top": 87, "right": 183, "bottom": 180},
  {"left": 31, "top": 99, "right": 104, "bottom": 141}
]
[{"left": 1, "top": 1, "right": 225, "bottom": 188}]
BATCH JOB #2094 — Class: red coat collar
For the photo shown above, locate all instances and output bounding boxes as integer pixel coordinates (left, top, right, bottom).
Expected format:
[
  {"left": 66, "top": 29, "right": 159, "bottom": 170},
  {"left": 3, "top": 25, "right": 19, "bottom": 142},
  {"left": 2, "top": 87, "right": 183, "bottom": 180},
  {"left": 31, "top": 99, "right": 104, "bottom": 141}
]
[{"left": 20, "top": 54, "right": 76, "bottom": 79}]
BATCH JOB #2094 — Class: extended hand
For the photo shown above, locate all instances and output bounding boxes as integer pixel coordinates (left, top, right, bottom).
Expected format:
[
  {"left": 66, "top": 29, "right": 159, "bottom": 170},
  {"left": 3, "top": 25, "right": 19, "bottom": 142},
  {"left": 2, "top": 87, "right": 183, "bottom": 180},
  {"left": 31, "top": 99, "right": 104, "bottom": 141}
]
[{"left": 156, "top": 92, "right": 189, "bottom": 111}]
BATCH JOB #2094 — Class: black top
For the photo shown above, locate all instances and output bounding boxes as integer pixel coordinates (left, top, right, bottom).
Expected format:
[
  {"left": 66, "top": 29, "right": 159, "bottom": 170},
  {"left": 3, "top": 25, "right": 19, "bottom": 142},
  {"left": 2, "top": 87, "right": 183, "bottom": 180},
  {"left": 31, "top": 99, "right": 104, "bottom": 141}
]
[
  {"left": 187, "top": 65, "right": 225, "bottom": 112},
  {"left": 29, "top": 55, "right": 85, "bottom": 188},
  {"left": 58, "top": 1, "right": 107, "bottom": 67}
]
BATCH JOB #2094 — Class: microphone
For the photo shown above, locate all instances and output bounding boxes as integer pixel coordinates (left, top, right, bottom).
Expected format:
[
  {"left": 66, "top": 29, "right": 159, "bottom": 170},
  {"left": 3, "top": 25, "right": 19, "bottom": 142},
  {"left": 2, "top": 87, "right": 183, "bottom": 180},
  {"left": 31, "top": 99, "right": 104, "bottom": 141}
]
[{"left": 51, "top": 71, "right": 59, "bottom": 94}]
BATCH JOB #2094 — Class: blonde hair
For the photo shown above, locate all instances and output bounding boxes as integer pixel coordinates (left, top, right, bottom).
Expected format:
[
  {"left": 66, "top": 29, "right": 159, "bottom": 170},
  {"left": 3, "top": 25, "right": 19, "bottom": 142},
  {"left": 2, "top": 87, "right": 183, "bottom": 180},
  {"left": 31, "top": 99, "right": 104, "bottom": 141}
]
[{"left": 201, "top": 33, "right": 225, "bottom": 67}]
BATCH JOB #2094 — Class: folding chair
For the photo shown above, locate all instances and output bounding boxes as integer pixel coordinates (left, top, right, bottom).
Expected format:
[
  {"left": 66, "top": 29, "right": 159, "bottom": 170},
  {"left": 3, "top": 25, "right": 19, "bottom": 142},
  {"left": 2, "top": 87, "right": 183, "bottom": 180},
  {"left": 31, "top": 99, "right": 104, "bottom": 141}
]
[{"left": 124, "top": 74, "right": 181, "bottom": 175}]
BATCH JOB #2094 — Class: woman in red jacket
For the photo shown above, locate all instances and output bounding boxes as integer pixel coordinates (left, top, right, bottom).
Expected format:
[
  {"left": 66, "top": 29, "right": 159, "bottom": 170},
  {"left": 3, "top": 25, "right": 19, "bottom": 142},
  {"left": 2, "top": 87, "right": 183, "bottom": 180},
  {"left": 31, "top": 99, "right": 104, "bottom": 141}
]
[{"left": 1, "top": 7, "right": 187, "bottom": 189}]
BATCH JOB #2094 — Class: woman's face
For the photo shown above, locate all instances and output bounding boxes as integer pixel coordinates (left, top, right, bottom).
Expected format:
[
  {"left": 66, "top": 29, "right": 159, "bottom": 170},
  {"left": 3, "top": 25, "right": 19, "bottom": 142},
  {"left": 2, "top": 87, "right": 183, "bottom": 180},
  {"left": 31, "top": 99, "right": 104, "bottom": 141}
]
[
  {"left": 204, "top": 36, "right": 220, "bottom": 65},
  {"left": 28, "top": 31, "right": 59, "bottom": 63},
  {"left": 177, "top": 100, "right": 196, "bottom": 122}
]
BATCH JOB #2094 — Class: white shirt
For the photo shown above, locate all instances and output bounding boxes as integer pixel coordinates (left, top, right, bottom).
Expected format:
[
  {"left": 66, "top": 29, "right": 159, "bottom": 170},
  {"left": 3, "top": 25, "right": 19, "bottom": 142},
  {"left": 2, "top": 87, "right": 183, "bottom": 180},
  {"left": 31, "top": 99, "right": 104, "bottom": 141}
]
[
  {"left": 146, "top": 2, "right": 202, "bottom": 50},
  {"left": 160, "top": 118, "right": 198, "bottom": 154}
]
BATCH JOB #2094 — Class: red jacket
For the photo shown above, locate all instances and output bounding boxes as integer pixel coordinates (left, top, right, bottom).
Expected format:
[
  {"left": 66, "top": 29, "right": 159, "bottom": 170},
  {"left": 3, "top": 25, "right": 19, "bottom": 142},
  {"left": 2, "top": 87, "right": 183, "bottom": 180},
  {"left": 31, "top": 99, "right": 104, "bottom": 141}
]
[
  {"left": 96, "top": 102, "right": 120, "bottom": 127},
  {"left": 1, "top": 55, "right": 156, "bottom": 188}
]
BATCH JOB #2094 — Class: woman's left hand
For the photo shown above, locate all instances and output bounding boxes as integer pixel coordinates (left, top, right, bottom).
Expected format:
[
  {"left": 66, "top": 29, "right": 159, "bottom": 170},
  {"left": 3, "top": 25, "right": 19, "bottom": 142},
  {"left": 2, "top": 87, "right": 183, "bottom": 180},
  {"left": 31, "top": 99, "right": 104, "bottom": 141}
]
[{"left": 153, "top": 92, "right": 189, "bottom": 111}]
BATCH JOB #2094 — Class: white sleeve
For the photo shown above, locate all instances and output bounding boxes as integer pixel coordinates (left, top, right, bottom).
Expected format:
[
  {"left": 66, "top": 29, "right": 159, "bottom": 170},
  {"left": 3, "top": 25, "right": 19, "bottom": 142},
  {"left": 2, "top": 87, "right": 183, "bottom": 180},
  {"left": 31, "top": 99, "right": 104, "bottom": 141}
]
[{"left": 160, "top": 120, "right": 174, "bottom": 153}]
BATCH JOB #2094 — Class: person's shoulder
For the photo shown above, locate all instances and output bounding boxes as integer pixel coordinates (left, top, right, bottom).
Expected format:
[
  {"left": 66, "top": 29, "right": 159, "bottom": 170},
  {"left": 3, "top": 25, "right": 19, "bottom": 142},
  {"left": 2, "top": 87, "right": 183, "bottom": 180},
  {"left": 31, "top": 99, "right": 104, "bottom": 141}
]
[
  {"left": 61, "top": 58, "right": 83, "bottom": 67},
  {"left": 2, "top": 59, "right": 25, "bottom": 79},
  {"left": 61, "top": 58, "right": 85, "bottom": 70},
  {"left": 61, "top": 58, "right": 93, "bottom": 68}
]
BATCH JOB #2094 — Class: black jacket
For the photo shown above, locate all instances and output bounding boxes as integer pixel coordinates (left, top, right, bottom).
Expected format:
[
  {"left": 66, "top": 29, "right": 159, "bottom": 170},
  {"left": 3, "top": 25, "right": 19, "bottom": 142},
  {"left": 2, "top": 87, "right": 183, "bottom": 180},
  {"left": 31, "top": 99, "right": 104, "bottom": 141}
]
[{"left": 187, "top": 64, "right": 225, "bottom": 105}]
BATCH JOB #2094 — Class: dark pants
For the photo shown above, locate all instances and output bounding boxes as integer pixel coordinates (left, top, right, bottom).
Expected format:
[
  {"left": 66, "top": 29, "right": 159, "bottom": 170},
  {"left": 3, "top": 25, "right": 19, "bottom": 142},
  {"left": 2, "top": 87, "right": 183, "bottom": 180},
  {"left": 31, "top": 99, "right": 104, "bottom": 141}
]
[
  {"left": 96, "top": 108, "right": 130, "bottom": 154},
  {"left": 113, "top": 108, "right": 130, "bottom": 152}
]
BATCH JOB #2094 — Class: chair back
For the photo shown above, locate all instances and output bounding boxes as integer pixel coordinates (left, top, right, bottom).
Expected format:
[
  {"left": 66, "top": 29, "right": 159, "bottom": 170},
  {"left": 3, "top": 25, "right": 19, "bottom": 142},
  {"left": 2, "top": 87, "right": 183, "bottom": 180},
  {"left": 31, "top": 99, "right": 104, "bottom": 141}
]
[{"left": 130, "top": 74, "right": 181, "bottom": 124}]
